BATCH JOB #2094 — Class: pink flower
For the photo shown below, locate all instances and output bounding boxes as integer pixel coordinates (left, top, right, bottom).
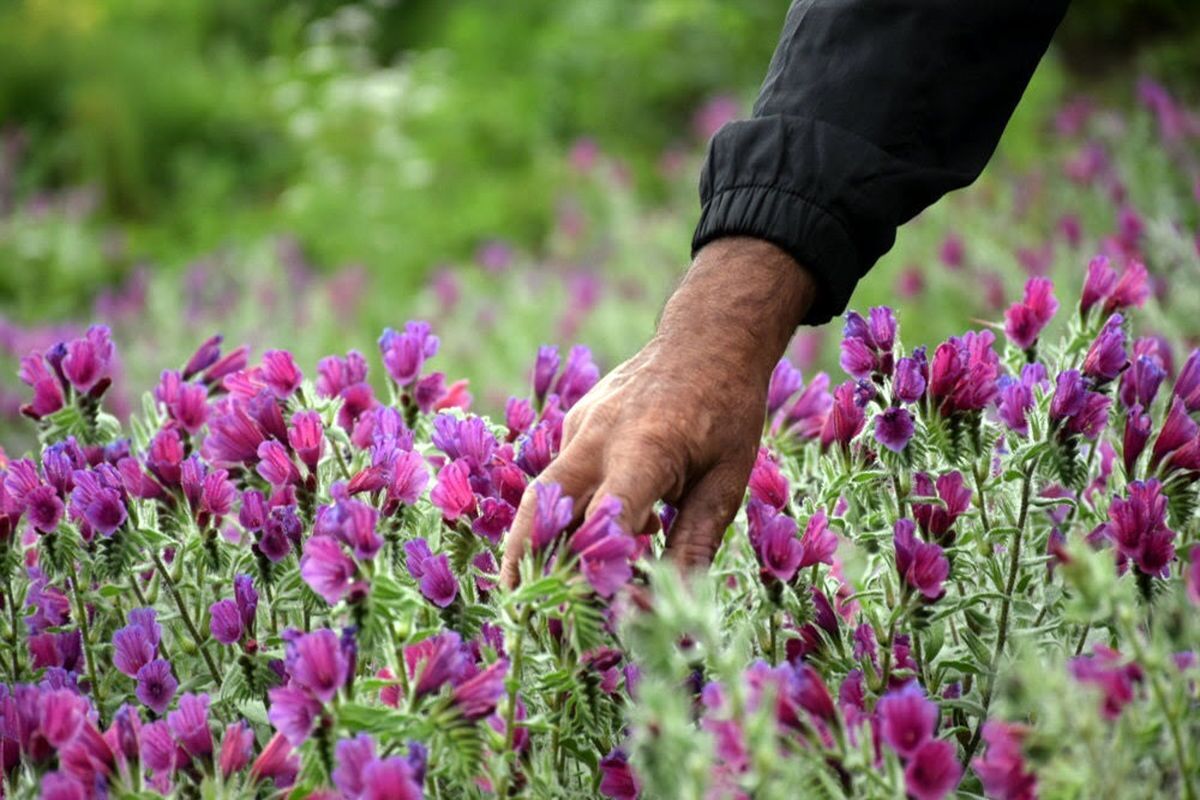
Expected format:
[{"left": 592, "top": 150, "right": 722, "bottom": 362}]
[
  {"left": 300, "top": 536, "right": 358, "bottom": 605},
  {"left": 1069, "top": 646, "right": 1143, "bottom": 719},
  {"left": 748, "top": 448, "right": 789, "bottom": 509},
  {"left": 911, "top": 471, "right": 971, "bottom": 543},
  {"left": 973, "top": 721, "right": 1037, "bottom": 800},
  {"left": 1082, "top": 314, "right": 1127, "bottom": 382},
  {"left": 261, "top": 350, "right": 303, "bottom": 399},
  {"left": 877, "top": 684, "right": 938, "bottom": 757},
  {"left": 874, "top": 407, "right": 915, "bottom": 452},
  {"left": 904, "top": 739, "right": 961, "bottom": 800},
  {"left": 430, "top": 459, "right": 476, "bottom": 522},
  {"left": 820, "top": 381, "right": 866, "bottom": 451},
  {"left": 894, "top": 519, "right": 949, "bottom": 600},
  {"left": 570, "top": 497, "right": 636, "bottom": 597},
  {"left": 1004, "top": 277, "right": 1058, "bottom": 350}
]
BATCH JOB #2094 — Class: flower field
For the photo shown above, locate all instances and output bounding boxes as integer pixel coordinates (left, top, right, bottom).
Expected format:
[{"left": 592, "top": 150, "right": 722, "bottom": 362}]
[{"left": 4, "top": 226, "right": 1200, "bottom": 799}]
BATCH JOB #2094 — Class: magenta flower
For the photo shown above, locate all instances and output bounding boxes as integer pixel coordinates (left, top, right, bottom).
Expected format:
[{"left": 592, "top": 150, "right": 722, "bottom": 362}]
[
  {"left": 874, "top": 407, "right": 915, "bottom": 452},
  {"left": 894, "top": 519, "right": 949, "bottom": 600},
  {"left": 972, "top": 721, "right": 1037, "bottom": 800},
  {"left": 877, "top": 684, "right": 938, "bottom": 757},
  {"left": 204, "top": 402, "right": 266, "bottom": 467},
  {"left": 380, "top": 322, "right": 439, "bottom": 387},
  {"left": 1150, "top": 397, "right": 1198, "bottom": 471},
  {"left": 750, "top": 507, "right": 803, "bottom": 583},
  {"left": 781, "top": 371, "right": 833, "bottom": 440},
  {"left": 928, "top": 330, "right": 1000, "bottom": 414},
  {"left": 332, "top": 734, "right": 376, "bottom": 798},
  {"left": 300, "top": 536, "right": 358, "bottom": 605},
  {"left": 904, "top": 739, "right": 961, "bottom": 800},
  {"left": 113, "top": 617, "right": 158, "bottom": 677},
  {"left": 218, "top": 721, "right": 255, "bottom": 779},
  {"left": 256, "top": 441, "right": 300, "bottom": 488},
  {"left": 840, "top": 336, "right": 877, "bottom": 380},
  {"left": 361, "top": 755, "right": 424, "bottom": 800},
  {"left": 316, "top": 350, "right": 369, "bottom": 398},
  {"left": 388, "top": 449, "right": 429, "bottom": 507},
  {"left": 235, "top": 574, "right": 259, "bottom": 633},
  {"left": 288, "top": 411, "right": 325, "bottom": 472},
  {"left": 472, "top": 497, "right": 517, "bottom": 544},
  {"left": 418, "top": 554, "right": 459, "bottom": 608},
  {"left": 430, "top": 459, "right": 476, "bottom": 522},
  {"left": 286, "top": 629, "right": 350, "bottom": 703},
  {"left": 820, "top": 381, "right": 866, "bottom": 450},
  {"left": 158, "top": 372, "right": 209, "bottom": 434},
  {"left": 259, "top": 505, "right": 300, "bottom": 562},
  {"left": 911, "top": 471, "right": 971, "bottom": 542},
  {"left": 598, "top": 748, "right": 641, "bottom": 800},
  {"left": 167, "top": 693, "right": 213, "bottom": 758},
  {"left": 38, "top": 689, "right": 86, "bottom": 747},
  {"left": 260, "top": 350, "right": 303, "bottom": 399},
  {"left": 1050, "top": 370, "right": 1086, "bottom": 422},
  {"left": 25, "top": 485, "right": 64, "bottom": 534},
  {"left": 748, "top": 448, "right": 789, "bottom": 510},
  {"left": 1103, "top": 480, "right": 1176, "bottom": 577},
  {"left": 1104, "top": 261, "right": 1151, "bottom": 314},
  {"left": 1070, "top": 646, "right": 1143, "bottom": 719},
  {"left": 61, "top": 325, "right": 114, "bottom": 394},
  {"left": 1004, "top": 277, "right": 1059, "bottom": 350},
  {"left": 1175, "top": 349, "right": 1200, "bottom": 411},
  {"left": 432, "top": 414, "right": 497, "bottom": 469},
  {"left": 505, "top": 396, "right": 536, "bottom": 438},
  {"left": 451, "top": 659, "right": 509, "bottom": 721},
  {"left": 209, "top": 600, "right": 244, "bottom": 645},
  {"left": 136, "top": 659, "right": 178, "bottom": 715},
  {"left": 799, "top": 510, "right": 837, "bottom": 568},
  {"left": 140, "top": 720, "right": 178, "bottom": 773},
  {"left": 1080, "top": 255, "right": 1118, "bottom": 316},
  {"left": 18, "top": 352, "right": 65, "bottom": 418},
  {"left": 939, "top": 234, "right": 965, "bottom": 270},
  {"left": 997, "top": 377, "right": 1034, "bottom": 436},
  {"left": 1082, "top": 314, "right": 1127, "bottom": 382},
  {"left": 531, "top": 481, "right": 574, "bottom": 551}
]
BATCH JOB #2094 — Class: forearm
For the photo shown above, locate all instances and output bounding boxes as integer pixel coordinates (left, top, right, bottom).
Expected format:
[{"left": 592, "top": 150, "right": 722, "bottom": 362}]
[{"left": 658, "top": 237, "right": 815, "bottom": 384}]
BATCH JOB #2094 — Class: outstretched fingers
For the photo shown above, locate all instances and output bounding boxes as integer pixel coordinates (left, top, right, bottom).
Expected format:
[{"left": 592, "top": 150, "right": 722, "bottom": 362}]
[{"left": 664, "top": 463, "right": 748, "bottom": 572}]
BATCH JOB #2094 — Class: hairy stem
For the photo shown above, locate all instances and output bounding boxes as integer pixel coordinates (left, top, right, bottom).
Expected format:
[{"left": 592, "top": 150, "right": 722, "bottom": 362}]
[
  {"left": 498, "top": 605, "right": 532, "bottom": 798},
  {"left": 150, "top": 550, "right": 222, "bottom": 687},
  {"left": 962, "top": 468, "right": 1032, "bottom": 768},
  {"left": 68, "top": 575, "right": 103, "bottom": 711}
]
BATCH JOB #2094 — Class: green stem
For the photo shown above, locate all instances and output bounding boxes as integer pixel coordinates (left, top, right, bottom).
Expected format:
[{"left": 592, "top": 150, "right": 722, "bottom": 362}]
[
  {"left": 962, "top": 468, "right": 1032, "bottom": 768},
  {"left": 150, "top": 550, "right": 222, "bottom": 687},
  {"left": 5, "top": 575, "right": 21, "bottom": 683},
  {"left": 68, "top": 575, "right": 103, "bottom": 710},
  {"left": 973, "top": 466, "right": 992, "bottom": 539},
  {"left": 498, "top": 605, "right": 532, "bottom": 798}
]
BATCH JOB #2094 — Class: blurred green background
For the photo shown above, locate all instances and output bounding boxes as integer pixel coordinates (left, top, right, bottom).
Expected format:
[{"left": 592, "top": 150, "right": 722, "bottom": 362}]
[{"left": 2, "top": 0, "right": 1199, "bottom": 447}]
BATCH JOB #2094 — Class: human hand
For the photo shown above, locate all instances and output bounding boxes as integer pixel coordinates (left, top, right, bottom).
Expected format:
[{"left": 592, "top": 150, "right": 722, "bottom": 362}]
[{"left": 499, "top": 237, "right": 816, "bottom": 586}]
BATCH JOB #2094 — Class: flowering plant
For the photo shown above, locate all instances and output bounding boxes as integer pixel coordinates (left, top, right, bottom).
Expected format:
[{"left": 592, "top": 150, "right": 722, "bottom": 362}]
[{"left": 2, "top": 252, "right": 1200, "bottom": 799}]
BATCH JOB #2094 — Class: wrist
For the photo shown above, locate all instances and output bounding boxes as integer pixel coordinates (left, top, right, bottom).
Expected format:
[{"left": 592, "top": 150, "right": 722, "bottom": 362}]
[{"left": 657, "top": 237, "right": 816, "bottom": 377}]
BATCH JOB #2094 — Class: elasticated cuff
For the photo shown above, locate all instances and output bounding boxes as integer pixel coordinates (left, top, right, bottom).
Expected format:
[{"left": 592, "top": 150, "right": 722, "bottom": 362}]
[{"left": 692, "top": 184, "right": 859, "bottom": 326}]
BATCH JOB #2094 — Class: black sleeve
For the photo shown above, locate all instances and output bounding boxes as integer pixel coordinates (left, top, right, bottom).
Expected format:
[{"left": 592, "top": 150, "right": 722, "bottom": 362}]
[{"left": 692, "top": 0, "right": 1070, "bottom": 325}]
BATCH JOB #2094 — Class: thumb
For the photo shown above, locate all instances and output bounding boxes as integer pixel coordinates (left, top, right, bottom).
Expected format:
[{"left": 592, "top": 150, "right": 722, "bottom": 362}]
[{"left": 664, "top": 464, "right": 746, "bottom": 572}]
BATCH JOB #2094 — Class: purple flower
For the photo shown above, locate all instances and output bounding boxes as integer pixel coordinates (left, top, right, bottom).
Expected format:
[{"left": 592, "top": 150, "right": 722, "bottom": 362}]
[
  {"left": 167, "top": 693, "right": 213, "bottom": 758},
  {"left": 820, "top": 381, "right": 866, "bottom": 450},
  {"left": 183, "top": 334, "right": 223, "bottom": 379},
  {"left": 554, "top": 345, "right": 599, "bottom": 409},
  {"left": 905, "top": 739, "right": 961, "bottom": 800},
  {"left": 260, "top": 350, "right": 302, "bottom": 399},
  {"left": 300, "top": 536, "right": 358, "bottom": 605},
  {"left": 893, "top": 356, "right": 926, "bottom": 404},
  {"left": 451, "top": 659, "right": 509, "bottom": 721},
  {"left": 928, "top": 330, "right": 1000, "bottom": 414},
  {"left": 235, "top": 574, "right": 258, "bottom": 633},
  {"left": 418, "top": 554, "right": 459, "bottom": 608},
  {"left": 569, "top": 496, "right": 636, "bottom": 597},
  {"left": 61, "top": 325, "right": 114, "bottom": 394},
  {"left": 1103, "top": 480, "right": 1176, "bottom": 577},
  {"left": 136, "top": 659, "right": 178, "bottom": 715},
  {"left": 286, "top": 629, "right": 350, "bottom": 703},
  {"left": 259, "top": 505, "right": 300, "bottom": 562},
  {"left": 362, "top": 756, "right": 424, "bottom": 800},
  {"left": 1050, "top": 369, "right": 1087, "bottom": 423},
  {"left": 472, "top": 497, "right": 517, "bottom": 544},
  {"left": 1151, "top": 397, "right": 1198, "bottom": 471},
  {"left": 316, "top": 351, "right": 369, "bottom": 398},
  {"left": 972, "top": 721, "right": 1037, "bottom": 800},
  {"left": 1124, "top": 406, "right": 1153, "bottom": 477},
  {"left": 210, "top": 600, "right": 244, "bottom": 645},
  {"left": 1004, "top": 277, "right": 1058, "bottom": 351},
  {"left": 1067, "top": 392, "right": 1111, "bottom": 440},
  {"left": 799, "top": 510, "right": 837, "bottom": 568},
  {"left": 531, "top": 481, "right": 574, "bottom": 551},
  {"left": 1175, "top": 349, "right": 1200, "bottom": 411},
  {"left": 113, "top": 622, "right": 157, "bottom": 677},
  {"left": 1070, "top": 646, "right": 1143, "bottom": 719},
  {"left": 430, "top": 459, "right": 476, "bottom": 521},
  {"left": 840, "top": 336, "right": 877, "bottom": 380},
  {"left": 877, "top": 684, "right": 938, "bottom": 757},
  {"left": 25, "top": 485, "right": 64, "bottom": 534},
  {"left": 380, "top": 322, "right": 439, "bottom": 386},
  {"left": 1119, "top": 352, "right": 1166, "bottom": 411},
  {"left": 505, "top": 396, "right": 536, "bottom": 438},
  {"left": 219, "top": 721, "right": 255, "bottom": 779},
  {"left": 267, "top": 685, "right": 323, "bottom": 746},
  {"left": 768, "top": 359, "right": 804, "bottom": 415},
  {"left": 405, "top": 632, "right": 470, "bottom": 697},
  {"left": 533, "top": 345, "right": 560, "bottom": 403},
  {"left": 140, "top": 720, "right": 177, "bottom": 773},
  {"left": 894, "top": 519, "right": 949, "bottom": 599},
  {"left": 203, "top": 401, "right": 267, "bottom": 467},
  {"left": 515, "top": 424, "right": 555, "bottom": 477},
  {"left": 1082, "top": 314, "right": 1127, "bottom": 383},
  {"left": 598, "top": 748, "right": 641, "bottom": 800},
  {"left": 431, "top": 414, "right": 497, "bottom": 469},
  {"left": 1081, "top": 255, "right": 1118, "bottom": 316},
  {"left": 333, "top": 734, "right": 377, "bottom": 798},
  {"left": 874, "top": 407, "right": 915, "bottom": 452}
]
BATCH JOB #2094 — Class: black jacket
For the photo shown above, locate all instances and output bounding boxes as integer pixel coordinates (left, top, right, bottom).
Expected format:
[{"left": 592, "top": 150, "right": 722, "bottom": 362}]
[{"left": 693, "top": 0, "right": 1070, "bottom": 325}]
